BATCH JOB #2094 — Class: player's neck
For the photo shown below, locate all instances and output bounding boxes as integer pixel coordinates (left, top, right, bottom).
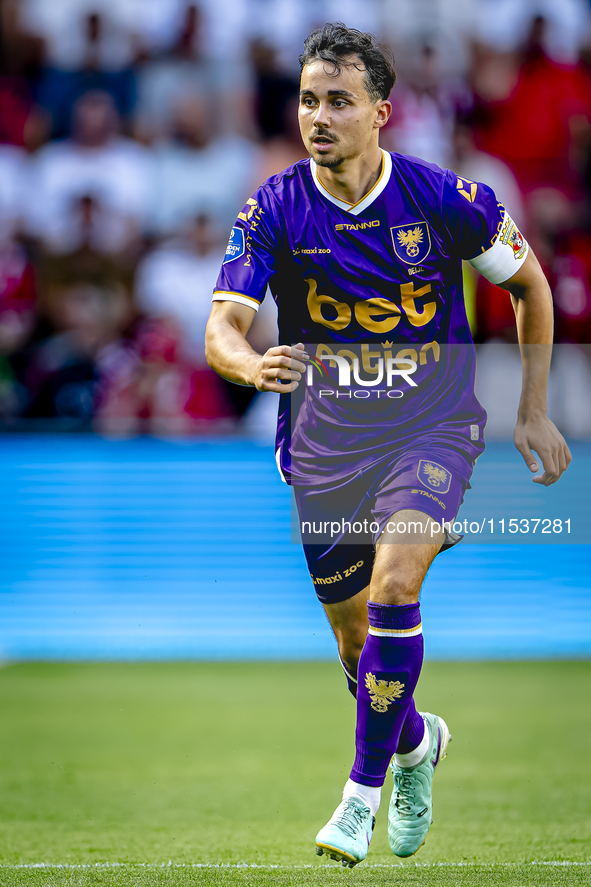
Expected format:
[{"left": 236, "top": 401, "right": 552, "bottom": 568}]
[{"left": 315, "top": 145, "right": 383, "bottom": 207}]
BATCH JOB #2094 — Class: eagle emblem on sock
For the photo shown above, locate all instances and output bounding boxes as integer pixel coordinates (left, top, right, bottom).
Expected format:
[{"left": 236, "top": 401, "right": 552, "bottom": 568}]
[{"left": 365, "top": 673, "right": 405, "bottom": 712}]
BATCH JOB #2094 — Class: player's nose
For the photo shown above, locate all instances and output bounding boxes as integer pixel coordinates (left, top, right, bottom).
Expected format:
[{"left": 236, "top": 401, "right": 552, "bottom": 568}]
[{"left": 313, "top": 101, "right": 331, "bottom": 128}]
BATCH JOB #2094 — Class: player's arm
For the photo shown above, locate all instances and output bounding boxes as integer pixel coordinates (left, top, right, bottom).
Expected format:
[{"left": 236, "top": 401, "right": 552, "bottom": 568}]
[
  {"left": 444, "top": 171, "right": 571, "bottom": 486},
  {"left": 205, "top": 300, "right": 307, "bottom": 393},
  {"left": 206, "top": 190, "right": 307, "bottom": 392},
  {"left": 497, "top": 250, "right": 572, "bottom": 486}
]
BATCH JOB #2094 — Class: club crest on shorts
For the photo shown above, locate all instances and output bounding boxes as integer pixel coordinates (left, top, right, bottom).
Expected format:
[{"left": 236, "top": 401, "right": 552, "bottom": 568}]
[
  {"left": 417, "top": 460, "right": 451, "bottom": 494},
  {"left": 365, "top": 673, "right": 405, "bottom": 712},
  {"left": 391, "top": 221, "right": 431, "bottom": 265}
]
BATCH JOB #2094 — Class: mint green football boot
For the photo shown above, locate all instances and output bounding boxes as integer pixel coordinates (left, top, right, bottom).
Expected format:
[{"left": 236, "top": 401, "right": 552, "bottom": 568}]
[
  {"left": 315, "top": 797, "right": 375, "bottom": 868},
  {"left": 388, "top": 712, "right": 451, "bottom": 858}
]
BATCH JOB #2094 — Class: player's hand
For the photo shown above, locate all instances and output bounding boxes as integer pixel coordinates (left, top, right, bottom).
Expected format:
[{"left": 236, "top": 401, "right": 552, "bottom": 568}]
[
  {"left": 251, "top": 343, "right": 308, "bottom": 393},
  {"left": 513, "top": 415, "right": 572, "bottom": 486}
]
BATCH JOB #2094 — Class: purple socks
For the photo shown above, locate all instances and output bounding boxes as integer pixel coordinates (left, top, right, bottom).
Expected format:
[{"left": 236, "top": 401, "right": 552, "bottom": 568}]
[
  {"left": 397, "top": 699, "right": 427, "bottom": 753},
  {"left": 350, "top": 601, "right": 424, "bottom": 787},
  {"left": 339, "top": 650, "right": 424, "bottom": 750}
]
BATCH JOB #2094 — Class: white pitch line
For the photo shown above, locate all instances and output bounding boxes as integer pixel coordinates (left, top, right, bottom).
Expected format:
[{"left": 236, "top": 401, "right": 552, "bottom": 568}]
[{"left": 1, "top": 862, "right": 590, "bottom": 870}]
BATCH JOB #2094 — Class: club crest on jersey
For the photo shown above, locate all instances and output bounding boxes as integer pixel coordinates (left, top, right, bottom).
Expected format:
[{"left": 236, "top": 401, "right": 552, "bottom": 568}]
[
  {"left": 223, "top": 227, "right": 245, "bottom": 264},
  {"left": 391, "top": 221, "right": 431, "bottom": 265},
  {"left": 417, "top": 460, "right": 451, "bottom": 494}
]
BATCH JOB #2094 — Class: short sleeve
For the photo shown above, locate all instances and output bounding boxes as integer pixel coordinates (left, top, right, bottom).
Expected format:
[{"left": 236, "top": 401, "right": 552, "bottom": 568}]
[
  {"left": 442, "top": 170, "right": 529, "bottom": 284},
  {"left": 213, "top": 189, "right": 279, "bottom": 312}
]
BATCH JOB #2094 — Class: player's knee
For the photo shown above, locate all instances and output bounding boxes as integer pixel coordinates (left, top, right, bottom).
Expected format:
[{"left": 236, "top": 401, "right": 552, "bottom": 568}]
[{"left": 370, "top": 568, "right": 419, "bottom": 605}]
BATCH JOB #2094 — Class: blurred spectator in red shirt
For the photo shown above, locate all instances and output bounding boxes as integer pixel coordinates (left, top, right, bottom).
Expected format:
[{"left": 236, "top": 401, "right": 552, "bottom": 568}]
[
  {"left": 0, "top": 237, "right": 37, "bottom": 423},
  {"left": 527, "top": 188, "right": 591, "bottom": 342},
  {"left": 0, "top": 0, "right": 44, "bottom": 146},
  {"left": 471, "top": 15, "right": 591, "bottom": 199}
]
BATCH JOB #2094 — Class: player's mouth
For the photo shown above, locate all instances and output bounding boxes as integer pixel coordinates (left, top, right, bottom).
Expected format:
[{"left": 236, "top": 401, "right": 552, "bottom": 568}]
[{"left": 311, "top": 134, "right": 335, "bottom": 152}]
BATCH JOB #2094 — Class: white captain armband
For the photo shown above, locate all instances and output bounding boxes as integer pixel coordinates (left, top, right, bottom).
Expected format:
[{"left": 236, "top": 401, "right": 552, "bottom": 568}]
[{"left": 468, "top": 210, "right": 529, "bottom": 285}]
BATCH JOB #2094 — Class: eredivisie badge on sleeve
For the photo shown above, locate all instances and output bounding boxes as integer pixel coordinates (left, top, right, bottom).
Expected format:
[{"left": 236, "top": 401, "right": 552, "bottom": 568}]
[
  {"left": 223, "top": 227, "right": 245, "bottom": 264},
  {"left": 391, "top": 221, "right": 431, "bottom": 265}
]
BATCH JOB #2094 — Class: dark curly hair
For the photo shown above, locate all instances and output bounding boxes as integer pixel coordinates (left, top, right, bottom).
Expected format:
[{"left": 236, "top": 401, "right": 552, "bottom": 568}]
[{"left": 299, "top": 22, "right": 396, "bottom": 103}]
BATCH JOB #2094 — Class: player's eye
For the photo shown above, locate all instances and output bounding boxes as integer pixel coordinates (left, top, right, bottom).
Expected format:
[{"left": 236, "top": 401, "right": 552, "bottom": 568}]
[
  {"left": 333, "top": 100, "right": 347, "bottom": 108},
  {"left": 301, "top": 97, "right": 316, "bottom": 107}
]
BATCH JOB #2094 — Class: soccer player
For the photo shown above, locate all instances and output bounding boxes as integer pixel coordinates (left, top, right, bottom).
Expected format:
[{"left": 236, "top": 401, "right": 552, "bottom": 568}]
[{"left": 205, "top": 23, "right": 571, "bottom": 867}]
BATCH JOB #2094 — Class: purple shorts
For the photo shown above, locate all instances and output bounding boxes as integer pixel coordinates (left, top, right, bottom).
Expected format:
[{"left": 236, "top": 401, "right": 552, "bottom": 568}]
[{"left": 294, "top": 444, "right": 477, "bottom": 604}]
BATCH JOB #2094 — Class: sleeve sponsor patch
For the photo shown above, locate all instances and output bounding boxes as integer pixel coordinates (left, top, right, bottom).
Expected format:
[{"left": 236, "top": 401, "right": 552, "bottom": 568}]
[
  {"left": 456, "top": 176, "right": 477, "bottom": 203},
  {"left": 223, "top": 227, "right": 245, "bottom": 264},
  {"left": 468, "top": 210, "right": 529, "bottom": 284}
]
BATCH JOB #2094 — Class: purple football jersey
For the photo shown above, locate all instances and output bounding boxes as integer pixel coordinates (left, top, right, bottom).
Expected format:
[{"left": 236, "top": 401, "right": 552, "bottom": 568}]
[{"left": 213, "top": 150, "right": 511, "bottom": 485}]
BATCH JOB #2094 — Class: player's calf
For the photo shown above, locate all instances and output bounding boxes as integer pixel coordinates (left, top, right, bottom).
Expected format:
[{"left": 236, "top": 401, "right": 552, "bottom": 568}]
[
  {"left": 323, "top": 585, "right": 370, "bottom": 698},
  {"left": 338, "top": 652, "right": 358, "bottom": 698}
]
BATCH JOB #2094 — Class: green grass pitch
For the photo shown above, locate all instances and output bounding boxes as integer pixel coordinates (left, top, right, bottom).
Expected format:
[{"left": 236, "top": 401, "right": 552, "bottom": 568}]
[{"left": 0, "top": 661, "right": 589, "bottom": 887}]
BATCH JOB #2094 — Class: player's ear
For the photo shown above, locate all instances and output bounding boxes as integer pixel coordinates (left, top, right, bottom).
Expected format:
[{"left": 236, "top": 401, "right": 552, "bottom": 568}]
[{"left": 374, "top": 100, "right": 391, "bottom": 130}]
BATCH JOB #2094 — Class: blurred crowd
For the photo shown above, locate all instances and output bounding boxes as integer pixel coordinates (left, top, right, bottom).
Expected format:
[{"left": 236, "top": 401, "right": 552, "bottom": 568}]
[{"left": 0, "top": 0, "right": 590, "bottom": 435}]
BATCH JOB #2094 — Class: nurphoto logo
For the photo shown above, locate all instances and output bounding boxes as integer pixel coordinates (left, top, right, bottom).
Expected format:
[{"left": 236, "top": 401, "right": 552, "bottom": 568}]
[{"left": 304, "top": 353, "right": 418, "bottom": 399}]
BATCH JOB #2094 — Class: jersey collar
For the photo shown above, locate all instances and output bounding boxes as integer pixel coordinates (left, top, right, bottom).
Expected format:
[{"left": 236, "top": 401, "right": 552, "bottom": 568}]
[{"left": 309, "top": 149, "right": 392, "bottom": 216}]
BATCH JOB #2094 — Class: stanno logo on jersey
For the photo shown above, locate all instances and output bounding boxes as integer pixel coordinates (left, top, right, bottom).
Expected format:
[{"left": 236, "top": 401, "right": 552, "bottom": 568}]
[
  {"left": 411, "top": 488, "right": 446, "bottom": 510},
  {"left": 417, "top": 460, "right": 452, "bottom": 494},
  {"left": 223, "top": 227, "right": 245, "bottom": 264},
  {"left": 335, "top": 220, "right": 380, "bottom": 232},
  {"left": 391, "top": 221, "right": 431, "bottom": 265}
]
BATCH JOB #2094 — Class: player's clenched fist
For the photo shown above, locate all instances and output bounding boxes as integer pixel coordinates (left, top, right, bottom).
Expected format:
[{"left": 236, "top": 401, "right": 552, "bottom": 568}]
[{"left": 251, "top": 343, "right": 308, "bottom": 392}]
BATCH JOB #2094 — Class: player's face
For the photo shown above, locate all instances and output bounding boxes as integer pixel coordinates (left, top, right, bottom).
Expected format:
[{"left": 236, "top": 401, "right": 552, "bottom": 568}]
[{"left": 298, "top": 57, "right": 389, "bottom": 169}]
